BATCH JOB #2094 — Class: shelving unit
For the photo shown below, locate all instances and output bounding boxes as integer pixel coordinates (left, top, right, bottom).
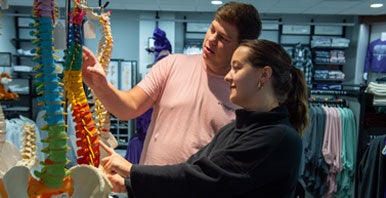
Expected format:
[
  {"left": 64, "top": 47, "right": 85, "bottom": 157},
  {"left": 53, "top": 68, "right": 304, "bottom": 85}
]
[
  {"left": 279, "top": 24, "right": 311, "bottom": 46},
  {"left": 110, "top": 115, "right": 135, "bottom": 148},
  {"left": 182, "top": 22, "right": 208, "bottom": 54},
  {"left": 1, "top": 72, "right": 36, "bottom": 119},
  {"left": 12, "top": 15, "right": 36, "bottom": 67},
  {"left": 308, "top": 24, "right": 350, "bottom": 90},
  {"left": 0, "top": 14, "right": 38, "bottom": 120},
  {"left": 311, "top": 45, "right": 348, "bottom": 89}
]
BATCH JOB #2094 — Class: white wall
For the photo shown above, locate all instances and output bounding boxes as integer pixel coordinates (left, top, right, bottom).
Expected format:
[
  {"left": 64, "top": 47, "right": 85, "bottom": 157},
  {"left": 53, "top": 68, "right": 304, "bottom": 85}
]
[
  {"left": 370, "top": 22, "right": 386, "bottom": 42},
  {"left": 0, "top": 11, "right": 15, "bottom": 74},
  {"left": 0, "top": 10, "right": 16, "bottom": 54}
]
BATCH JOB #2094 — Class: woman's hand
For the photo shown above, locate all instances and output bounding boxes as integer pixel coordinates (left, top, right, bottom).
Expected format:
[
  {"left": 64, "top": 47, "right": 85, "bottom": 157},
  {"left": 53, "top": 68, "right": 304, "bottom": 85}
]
[
  {"left": 104, "top": 172, "right": 127, "bottom": 193},
  {"left": 99, "top": 141, "right": 133, "bottom": 178},
  {"left": 82, "top": 46, "right": 108, "bottom": 89}
]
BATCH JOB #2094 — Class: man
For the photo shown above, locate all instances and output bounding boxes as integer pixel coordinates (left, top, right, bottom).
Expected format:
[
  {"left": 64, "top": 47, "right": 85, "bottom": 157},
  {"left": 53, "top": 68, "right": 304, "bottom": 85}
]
[{"left": 82, "top": 1, "right": 262, "bottom": 165}]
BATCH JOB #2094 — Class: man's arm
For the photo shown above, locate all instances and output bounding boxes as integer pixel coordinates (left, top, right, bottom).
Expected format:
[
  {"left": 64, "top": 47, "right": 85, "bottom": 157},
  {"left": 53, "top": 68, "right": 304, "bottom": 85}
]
[{"left": 82, "top": 46, "right": 154, "bottom": 120}]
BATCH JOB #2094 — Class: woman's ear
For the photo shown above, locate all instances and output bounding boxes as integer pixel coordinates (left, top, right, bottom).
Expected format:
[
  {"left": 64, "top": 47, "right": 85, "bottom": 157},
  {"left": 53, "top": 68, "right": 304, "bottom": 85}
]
[{"left": 261, "top": 66, "right": 272, "bottom": 82}]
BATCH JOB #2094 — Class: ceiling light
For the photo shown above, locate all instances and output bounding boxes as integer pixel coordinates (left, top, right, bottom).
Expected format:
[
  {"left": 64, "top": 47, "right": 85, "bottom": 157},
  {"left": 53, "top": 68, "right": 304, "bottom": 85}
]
[
  {"left": 211, "top": 1, "right": 223, "bottom": 5},
  {"left": 370, "top": 3, "right": 383, "bottom": 8}
]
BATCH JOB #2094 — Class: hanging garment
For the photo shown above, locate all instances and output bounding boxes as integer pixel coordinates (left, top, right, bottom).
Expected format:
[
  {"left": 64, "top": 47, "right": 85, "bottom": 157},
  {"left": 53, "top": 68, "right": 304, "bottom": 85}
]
[
  {"left": 301, "top": 106, "right": 329, "bottom": 197},
  {"left": 357, "top": 135, "right": 386, "bottom": 198},
  {"left": 291, "top": 45, "right": 313, "bottom": 87},
  {"left": 335, "top": 107, "right": 358, "bottom": 198},
  {"left": 125, "top": 91, "right": 153, "bottom": 164},
  {"left": 364, "top": 39, "right": 386, "bottom": 73},
  {"left": 321, "top": 106, "right": 343, "bottom": 197},
  {"left": 301, "top": 105, "right": 357, "bottom": 197}
]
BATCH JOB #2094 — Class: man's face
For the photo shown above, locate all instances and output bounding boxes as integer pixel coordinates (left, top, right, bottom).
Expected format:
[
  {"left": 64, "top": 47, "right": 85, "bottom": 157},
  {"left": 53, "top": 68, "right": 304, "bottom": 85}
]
[{"left": 202, "top": 19, "right": 239, "bottom": 75}]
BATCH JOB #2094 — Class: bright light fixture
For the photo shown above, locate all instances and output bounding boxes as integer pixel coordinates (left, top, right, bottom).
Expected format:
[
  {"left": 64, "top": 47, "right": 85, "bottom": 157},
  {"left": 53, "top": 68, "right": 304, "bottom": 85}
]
[
  {"left": 211, "top": 1, "right": 223, "bottom": 5},
  {"left": 370, "top": 3, "right": 383, "bottom": 8}
]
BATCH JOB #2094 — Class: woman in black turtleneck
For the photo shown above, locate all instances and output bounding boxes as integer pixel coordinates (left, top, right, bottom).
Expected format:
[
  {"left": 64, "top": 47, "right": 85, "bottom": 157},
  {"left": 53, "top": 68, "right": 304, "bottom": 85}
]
[{"left": 100, "top": 39, "right": 309, "bottom": 198}]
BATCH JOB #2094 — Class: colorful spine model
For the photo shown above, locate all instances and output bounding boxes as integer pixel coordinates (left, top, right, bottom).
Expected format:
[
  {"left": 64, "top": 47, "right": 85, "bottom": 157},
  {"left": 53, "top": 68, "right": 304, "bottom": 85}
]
[
  {"left": 63, "top": 0, "right": 100, "bottom": 167},
  {"left": 1, "top": 0, "right": 114, "bottom": 196},
  {"left": 24, "top": 0, "right": 74, "bottom": 196},
  {"left": 31, "top": 0, "right": 68, "bottom": 187}
]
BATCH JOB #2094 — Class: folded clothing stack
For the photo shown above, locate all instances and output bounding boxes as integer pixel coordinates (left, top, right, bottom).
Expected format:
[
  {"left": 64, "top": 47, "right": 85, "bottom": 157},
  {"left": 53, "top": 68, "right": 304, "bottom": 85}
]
[{"left": 365, "top": 82, "right": 386, "bottom": 105}]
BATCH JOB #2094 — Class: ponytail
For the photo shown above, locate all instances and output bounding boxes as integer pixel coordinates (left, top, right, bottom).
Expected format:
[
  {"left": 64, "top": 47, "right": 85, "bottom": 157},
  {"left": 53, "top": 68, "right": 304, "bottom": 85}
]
[{"left": 285, "top": 67, "right": 309, "bottom": 136}]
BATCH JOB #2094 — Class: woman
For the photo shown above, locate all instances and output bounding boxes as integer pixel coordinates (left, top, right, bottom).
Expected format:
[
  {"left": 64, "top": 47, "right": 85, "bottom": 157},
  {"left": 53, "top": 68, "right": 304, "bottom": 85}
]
[{"left": 100, "top": 39, "right": 309, "bottom": 198}]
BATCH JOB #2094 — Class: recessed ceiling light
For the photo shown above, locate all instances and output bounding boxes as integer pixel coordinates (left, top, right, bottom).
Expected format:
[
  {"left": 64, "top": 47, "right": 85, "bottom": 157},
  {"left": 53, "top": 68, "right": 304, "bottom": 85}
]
[
  {"left": 211, "top": 1, "right": 223, "bottom": 5},
  {"left": 370, "top": 3, "right": 383, "bottom": 8}
]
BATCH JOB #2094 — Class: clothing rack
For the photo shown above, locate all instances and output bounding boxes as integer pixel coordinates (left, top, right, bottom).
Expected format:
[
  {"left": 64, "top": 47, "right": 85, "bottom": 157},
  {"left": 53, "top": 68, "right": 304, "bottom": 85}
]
[
  {"left": 309, "top": 84, "right": 366, "bottom": 108},
  {"left": 308, "top": 97, "right": 348, "bottom": 107},
  {"left": 357, "top": 84, "right": 386, "bottom": 137},
  {"left": 310, "top": 83, "right": 365, "bottom": 97},
  {"left": 310, "top": 89, "right": 358, "bottom": 97},
  {"left": 355, "top": 83, "right": 386, "bottom": 197},
  {"left": 301, "top": 99, "right": 358, "bottom": 197}
]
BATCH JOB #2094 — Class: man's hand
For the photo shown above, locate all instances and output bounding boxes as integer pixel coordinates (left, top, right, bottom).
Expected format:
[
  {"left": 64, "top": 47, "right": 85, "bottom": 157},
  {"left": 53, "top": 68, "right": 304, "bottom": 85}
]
[{"left": 82, "top": 46, "right": 108, "bottom": 89}]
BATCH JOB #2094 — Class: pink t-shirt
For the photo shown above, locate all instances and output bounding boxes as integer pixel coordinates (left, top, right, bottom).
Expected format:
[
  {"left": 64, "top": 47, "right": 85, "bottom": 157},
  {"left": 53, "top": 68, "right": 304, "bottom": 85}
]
[{"left": 137, "top": 54, "right": 237, "bottom": 165}]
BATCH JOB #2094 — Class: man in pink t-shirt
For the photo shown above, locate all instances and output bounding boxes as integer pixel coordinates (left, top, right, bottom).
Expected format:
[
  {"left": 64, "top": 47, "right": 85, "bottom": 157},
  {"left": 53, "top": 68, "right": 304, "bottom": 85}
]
[{"left": 82, "top": 2, "right": 262, "bottom": 165}]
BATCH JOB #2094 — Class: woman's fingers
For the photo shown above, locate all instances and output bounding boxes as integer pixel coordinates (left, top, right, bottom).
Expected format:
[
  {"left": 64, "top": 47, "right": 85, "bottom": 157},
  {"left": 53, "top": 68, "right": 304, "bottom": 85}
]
[{"left": 99, "top": 141, "right": 114, "bottom": 155}]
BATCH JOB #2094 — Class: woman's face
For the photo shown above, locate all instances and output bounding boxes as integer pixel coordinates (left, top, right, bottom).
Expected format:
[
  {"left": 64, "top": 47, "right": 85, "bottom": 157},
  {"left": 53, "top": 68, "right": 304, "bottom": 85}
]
[{"left": 224, "top": 46, "right": 261, "bottom": 109}]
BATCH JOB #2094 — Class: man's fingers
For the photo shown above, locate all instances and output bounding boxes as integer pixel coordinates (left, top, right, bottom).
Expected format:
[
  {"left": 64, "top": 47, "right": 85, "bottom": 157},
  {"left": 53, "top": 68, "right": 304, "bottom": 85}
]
[
  {"left": 82, "top": 46, "right": 92, "bottom": 56},
  {"left": 82, "top": 46, "right": 95, "bottom": 64}
]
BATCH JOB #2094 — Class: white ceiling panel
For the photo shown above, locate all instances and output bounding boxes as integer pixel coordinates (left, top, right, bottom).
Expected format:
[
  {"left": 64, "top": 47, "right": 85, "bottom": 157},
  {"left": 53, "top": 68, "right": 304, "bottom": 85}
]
[
  {"left": 345, "top": 1, "right": 386, "bottom": 15},
  {"left": 3, "top": 0, "right": 386, "bottom": 15},
  {"left": 304, "top": 1, "right": 359, "bottom": 14}
]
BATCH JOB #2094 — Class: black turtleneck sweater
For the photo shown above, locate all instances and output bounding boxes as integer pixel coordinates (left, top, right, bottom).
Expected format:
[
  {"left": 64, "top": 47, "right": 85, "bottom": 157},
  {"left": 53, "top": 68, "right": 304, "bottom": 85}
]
[{"left": 126, "top": 105, "right": 302, "bottom": 198}]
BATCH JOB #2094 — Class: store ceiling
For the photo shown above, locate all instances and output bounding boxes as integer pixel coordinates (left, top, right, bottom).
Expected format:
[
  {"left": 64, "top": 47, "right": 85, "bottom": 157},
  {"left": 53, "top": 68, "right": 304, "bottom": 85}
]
[{"left": 7, "top": 0, "right": 386, "bottom": 15}]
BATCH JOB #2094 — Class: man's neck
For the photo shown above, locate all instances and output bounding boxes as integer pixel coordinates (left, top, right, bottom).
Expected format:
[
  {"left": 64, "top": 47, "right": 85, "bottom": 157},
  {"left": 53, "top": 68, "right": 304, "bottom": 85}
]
[{"left": 206, "top": 64, "right": 229, "bottom": 76}]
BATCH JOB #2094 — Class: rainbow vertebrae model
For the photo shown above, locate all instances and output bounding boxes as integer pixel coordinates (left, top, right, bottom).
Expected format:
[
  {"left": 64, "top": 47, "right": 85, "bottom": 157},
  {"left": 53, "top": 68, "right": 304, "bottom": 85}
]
[
  {"left": 31, "top": 0, "right": 69, "bottom": 188},
  {"left": 0, "top": 0, "right": 114, "bottom": 196},
  {"left": 25, "top": 0, "right": 74, "bottom": 196},
  {"left": 63, "top": 2, "right": 100, "bottom": 167}
]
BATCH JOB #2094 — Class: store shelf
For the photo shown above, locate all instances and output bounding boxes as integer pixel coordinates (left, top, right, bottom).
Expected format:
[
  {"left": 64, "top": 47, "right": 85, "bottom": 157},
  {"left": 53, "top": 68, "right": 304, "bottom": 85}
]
[{"left": 110, "top": 115, "right": 135, "bottom": 148}]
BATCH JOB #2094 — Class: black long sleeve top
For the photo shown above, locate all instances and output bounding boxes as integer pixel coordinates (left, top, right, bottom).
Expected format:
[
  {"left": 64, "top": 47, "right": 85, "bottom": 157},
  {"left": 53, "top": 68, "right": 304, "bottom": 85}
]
[{"left": 126, "top": 105, "right": 303, "bottom": 198}]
